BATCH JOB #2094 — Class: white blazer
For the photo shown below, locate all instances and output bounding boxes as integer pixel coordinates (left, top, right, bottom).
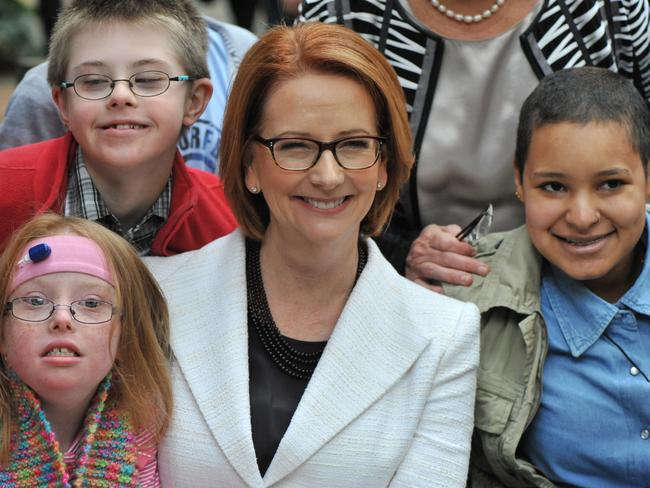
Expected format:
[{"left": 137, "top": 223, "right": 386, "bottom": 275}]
[{"left": 145, "top": 230, "right": 479, "bottom": 488}]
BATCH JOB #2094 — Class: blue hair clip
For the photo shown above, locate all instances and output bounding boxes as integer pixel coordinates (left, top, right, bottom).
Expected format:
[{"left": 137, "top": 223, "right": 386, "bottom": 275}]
[{"left": 16, "top": 243, "right": 52, "bottom": 267}]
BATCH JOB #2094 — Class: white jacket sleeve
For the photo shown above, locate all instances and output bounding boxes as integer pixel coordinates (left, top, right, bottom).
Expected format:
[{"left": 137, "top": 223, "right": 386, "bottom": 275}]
[{"left": 390, "top": 302, "right": 480, "bottom": 487}]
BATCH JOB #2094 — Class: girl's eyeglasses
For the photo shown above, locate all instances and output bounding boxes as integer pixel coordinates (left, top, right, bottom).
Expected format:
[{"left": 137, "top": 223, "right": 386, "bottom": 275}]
[{"left": 4, "top": 297, "right": 116, "bottom": 324}]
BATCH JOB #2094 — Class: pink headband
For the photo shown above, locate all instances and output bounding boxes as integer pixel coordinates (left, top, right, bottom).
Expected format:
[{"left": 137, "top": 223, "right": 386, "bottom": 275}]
[{"left": 10, "top": 235, "right": 114, "bottom": 293}]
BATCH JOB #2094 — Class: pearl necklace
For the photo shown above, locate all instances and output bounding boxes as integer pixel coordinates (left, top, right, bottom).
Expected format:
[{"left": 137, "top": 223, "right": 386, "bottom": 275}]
[{"left": 431, "top": 0, "right": 506, "bottom": 24}]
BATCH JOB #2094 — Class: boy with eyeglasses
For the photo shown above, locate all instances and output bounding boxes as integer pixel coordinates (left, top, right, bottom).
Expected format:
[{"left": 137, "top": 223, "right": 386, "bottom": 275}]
[
  {"left": 0, "top": 0, "right": 237, "bottom": 256},
  {"left": 0, "top": 16, "right": 257, "bottom": 174}
]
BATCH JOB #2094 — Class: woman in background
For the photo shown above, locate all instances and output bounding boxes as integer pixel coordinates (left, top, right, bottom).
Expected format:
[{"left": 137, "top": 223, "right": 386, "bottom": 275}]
[{"left": 299, "top": 0, "right": 650, "bottom": 291}]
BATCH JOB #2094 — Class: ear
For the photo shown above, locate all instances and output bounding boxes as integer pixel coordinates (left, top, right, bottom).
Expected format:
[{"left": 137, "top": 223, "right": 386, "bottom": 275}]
[
  {"left": 377, "top": 154, "right": 388, "bottom": 191},
  {"left": 513, "top": 159, "right": 524, "bottom": 201},
  {"left": 182, "top": 78, "right": 213, "bottom": 126},
  {"left": 645, "top": 162, "right": 650, "bottom": 198},
  {"left": 245, "top": 163, "right": 260, "bottom": 194},
  {"left": 52, "top": 86, "right": 71, "bottom": 127},
  {"left": 244, "top": 145, "right": 260, "bottom": 193}
]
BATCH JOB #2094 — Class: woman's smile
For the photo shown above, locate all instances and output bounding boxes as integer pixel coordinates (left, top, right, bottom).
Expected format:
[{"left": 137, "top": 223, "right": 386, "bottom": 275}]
[{"left": 246, "top": 72, "right": 386, "bottom": 250}]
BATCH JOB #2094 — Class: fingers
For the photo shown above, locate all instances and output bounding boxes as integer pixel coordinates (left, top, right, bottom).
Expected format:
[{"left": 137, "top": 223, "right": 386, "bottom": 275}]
[
  {"left": 421, "top": 224, "right": 476, "bottom": 257},
  {"left": 407, "top": 258, "right": 481, "bottom": 287},
  {"left": 405, "top": 224, "right": 491, "bottom": 289},
  {"left": 409, "top": 277, "right": 445, "bottom": 294}
]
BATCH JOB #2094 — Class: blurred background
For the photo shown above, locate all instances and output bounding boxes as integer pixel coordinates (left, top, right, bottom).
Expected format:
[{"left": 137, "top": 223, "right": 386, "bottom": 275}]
[{"left": 0, "top": 0, "right": 298, "bottom": 121}]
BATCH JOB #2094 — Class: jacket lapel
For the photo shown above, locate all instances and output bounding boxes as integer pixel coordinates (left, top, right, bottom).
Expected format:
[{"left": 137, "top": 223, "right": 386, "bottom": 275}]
[
  {"left": 147, "top": 231, "right": 262, "bottom": 487},
  {"left": 476, "top": 226, "right": 542, "bottom": 315},
  {"left": 263, "top": 240, "right": 429, "bottom": 485}
]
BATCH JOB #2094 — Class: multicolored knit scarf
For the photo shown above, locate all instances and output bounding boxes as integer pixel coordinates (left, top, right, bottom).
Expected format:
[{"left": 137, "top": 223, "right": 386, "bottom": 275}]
[{"left": 0, "top": 371, "right": 141, "bottom": 487}]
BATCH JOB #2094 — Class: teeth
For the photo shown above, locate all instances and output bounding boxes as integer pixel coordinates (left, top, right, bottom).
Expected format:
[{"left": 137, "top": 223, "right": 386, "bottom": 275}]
[
  {"left": 562, "top": 236, "right": 604, "bottom": 246},
  {"left": 46, "top": 347, "right": 77, "bottom": 357},
  {"left": 110, "top": 124, "right": 144, "bottom": 129},
  {"left": 304, "top": 197, "right": 346, "bottom": 209}
]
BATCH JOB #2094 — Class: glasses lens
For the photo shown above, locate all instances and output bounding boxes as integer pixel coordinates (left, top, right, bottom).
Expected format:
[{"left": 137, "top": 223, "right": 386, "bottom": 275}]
[
  {"left": 11, "top": 297, "right": 53, "bottom": 322},
  {"left": 75, "top": 74, "right": 112, "bottom": 100},
  {"left": 70, "top": 299, "right": 114, "bottom": 324},
  {"left": 273, "top": 139, "right": 319, "bottom": 170},
  {"left": 131, "top": 71, "right": 170, "bottom": 97},
  {"left": 335, "top": 137, "right": 380, "bottom": 169},
  {"left": 8, "top": 298, "right": 113, "bottom": 323}
]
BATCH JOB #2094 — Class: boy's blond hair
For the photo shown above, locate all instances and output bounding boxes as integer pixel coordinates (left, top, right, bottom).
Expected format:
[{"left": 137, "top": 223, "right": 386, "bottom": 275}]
[
  {"left": 47, "top": 0, "right": 209, "bottom": 86},
  {"left": 0, "top": 213, "right": 172, "bottom": 463}
]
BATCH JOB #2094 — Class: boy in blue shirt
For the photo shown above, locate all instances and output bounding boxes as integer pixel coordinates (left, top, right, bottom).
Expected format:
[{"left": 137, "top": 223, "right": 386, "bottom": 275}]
[{"left": 446, "top": 67, "right": 650, "bottom": 487}]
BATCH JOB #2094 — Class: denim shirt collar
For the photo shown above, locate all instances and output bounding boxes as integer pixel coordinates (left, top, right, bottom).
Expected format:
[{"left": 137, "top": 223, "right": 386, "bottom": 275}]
[
  {"left": 543, "top": 212, "right": 650, "bottom": 358},
  {"left": 620, "top": 214, "right": 650, "bottom": 315}
]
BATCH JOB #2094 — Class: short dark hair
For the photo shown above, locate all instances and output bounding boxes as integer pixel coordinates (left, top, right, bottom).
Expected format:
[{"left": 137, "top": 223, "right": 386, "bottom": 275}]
[{"left": 515, "top": 67, "right": 650, "bottom": 178}]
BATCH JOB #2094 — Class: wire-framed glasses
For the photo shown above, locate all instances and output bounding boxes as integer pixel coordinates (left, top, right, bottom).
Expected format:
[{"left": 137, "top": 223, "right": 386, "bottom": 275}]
[
  {"left": 4, "top": 297, "right": 116, "bottom": 324},
  {"left": 60, "top": 71, "right": 195, "bottom": 100},
  {"left": 255, "top": 135, "right": 385, "bottom": 171}
]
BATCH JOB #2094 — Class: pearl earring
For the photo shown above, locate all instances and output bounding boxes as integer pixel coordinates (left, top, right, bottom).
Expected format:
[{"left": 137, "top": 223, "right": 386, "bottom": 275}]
[
  {"left": 377, "top": 182, "right": 383, "bottom": 190},
  {"left": 250, "top": 186, "right": 259, "bottom": 194},
  {"left": 515, "top": 190, "right": 522, "bottom": 201}
]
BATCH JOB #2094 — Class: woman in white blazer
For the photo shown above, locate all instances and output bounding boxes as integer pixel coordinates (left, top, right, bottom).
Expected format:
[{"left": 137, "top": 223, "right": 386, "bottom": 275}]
[{"left": 145, "top": 22, "right": 479, "bottom": 488}]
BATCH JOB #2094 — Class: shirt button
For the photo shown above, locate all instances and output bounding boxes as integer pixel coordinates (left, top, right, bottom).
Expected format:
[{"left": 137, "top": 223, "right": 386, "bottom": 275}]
[
  {"left": 641, "top": 429, "right": 650, "bottom": 440},
  {"left": 630, "top": 366, "right": 640, "bottom": 376}
]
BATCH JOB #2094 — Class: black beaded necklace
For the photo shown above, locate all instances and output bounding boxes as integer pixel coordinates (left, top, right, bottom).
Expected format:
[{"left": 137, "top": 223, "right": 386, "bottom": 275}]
[{"left": 245, "top": 238, "right": 368, "bottom": 381}]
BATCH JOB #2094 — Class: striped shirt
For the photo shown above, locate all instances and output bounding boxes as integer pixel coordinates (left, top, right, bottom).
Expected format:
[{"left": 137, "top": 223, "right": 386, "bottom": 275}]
[
  {"left": 299, "top": 0, "right": 650, "bottom": 269},
  {"left": 64, "top": 147, "right": 171, "bottom": 256}
]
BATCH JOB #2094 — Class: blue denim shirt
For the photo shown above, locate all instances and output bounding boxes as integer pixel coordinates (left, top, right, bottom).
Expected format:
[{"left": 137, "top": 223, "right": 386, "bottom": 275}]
[{"left": 520, "top": 214, "right": 650, "bottom": 487}]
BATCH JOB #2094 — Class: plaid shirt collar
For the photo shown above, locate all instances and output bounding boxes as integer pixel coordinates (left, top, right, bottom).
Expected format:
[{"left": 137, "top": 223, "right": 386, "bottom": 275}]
[{"left": 65, "top": 146, "right": 171, "bottom": 256}]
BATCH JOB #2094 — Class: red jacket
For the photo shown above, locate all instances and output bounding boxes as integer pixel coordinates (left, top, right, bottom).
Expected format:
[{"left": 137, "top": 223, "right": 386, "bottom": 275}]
[{"left": 0, "top": 133, "right": 237, "bottom": 255}]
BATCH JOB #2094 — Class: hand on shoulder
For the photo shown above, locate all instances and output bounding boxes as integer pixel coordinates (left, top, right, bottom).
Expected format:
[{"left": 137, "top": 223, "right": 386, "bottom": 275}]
[{"left": 405, "top": 223, "right": 490, "bottom": 292}]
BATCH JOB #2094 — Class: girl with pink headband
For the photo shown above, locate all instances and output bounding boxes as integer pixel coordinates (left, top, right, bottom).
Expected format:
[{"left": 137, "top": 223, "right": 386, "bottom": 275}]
[{"left": 0, "top": 213, "right": 171, "bottom": 487}]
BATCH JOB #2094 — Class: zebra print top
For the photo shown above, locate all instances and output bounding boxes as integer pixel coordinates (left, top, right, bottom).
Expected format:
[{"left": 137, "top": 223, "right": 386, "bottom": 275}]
[
  {"left": 299, "top": 0, "right": 649, "bottom": 155},
  {"left": 299, "top": 0, "right": 650, "bottom": 272}
]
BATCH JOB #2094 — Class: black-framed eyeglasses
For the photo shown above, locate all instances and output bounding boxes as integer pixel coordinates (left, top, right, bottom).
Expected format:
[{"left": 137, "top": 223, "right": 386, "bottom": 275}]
[
  {"left": 60, "top": 71, "right": 195, "bottom": 100},
  {"left": 255, "top": 135, "right": 385, "bottom": 171},
  {"left": 4, "top": 297, "right": 116, "bottom": 324}
]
